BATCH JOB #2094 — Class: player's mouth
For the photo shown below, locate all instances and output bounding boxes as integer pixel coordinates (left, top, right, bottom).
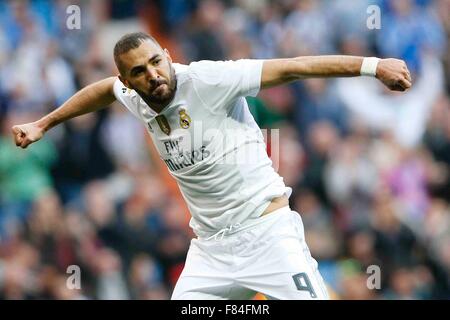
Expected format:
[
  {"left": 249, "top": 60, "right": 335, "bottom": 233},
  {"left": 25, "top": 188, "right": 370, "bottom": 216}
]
[{"left": 151, "top": 83, "right": 167, "bottom": 95}]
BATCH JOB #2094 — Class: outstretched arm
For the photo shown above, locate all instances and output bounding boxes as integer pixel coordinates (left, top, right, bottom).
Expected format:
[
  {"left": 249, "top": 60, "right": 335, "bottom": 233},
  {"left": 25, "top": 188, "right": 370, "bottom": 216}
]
[
  {"left": 261, "top": 55, "right": 412, "bottom": 91},
  {"left": 12, "top": 77, "right": 117, "bottom": 148}
]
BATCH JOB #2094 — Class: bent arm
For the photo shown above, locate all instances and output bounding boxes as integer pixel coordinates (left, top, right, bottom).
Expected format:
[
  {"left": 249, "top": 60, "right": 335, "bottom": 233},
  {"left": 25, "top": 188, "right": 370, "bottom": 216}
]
[
  {"left": 261, "top": 55, "right": 412, "bottom": 91},
  {"left": 12, "top": 76, "right": 117, "bottom": 148},
  {"left": 37, "top": 76, "right": 117, "bottom": 132}
]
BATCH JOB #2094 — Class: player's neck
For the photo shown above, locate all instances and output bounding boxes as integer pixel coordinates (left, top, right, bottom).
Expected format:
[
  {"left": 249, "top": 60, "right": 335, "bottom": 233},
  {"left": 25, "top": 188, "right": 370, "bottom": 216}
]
[{"left": 143, "top": 97, "right": 173, "bottom": 114}]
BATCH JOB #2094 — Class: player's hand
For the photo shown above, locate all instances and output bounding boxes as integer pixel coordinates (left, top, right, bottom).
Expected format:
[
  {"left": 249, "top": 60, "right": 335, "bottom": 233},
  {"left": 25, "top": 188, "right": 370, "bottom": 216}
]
[
  {"left": 11, "top": 122, "right": 45, "bottom": 149},
  {"left": 376, "top": 58, "right": 412, "bottom": 92}
]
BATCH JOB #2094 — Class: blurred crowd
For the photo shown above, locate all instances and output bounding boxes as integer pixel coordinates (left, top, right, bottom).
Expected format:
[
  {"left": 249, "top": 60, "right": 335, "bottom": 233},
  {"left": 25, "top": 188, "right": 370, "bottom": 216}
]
[{"left": 0, "top": 0, "right": 449, "bottom": 299}]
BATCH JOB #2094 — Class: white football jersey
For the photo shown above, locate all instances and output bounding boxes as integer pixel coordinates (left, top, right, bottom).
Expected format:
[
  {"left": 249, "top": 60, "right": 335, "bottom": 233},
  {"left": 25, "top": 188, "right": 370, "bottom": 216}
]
[{"left": 113, "top": 59, "right": 291, "bottom": 238}]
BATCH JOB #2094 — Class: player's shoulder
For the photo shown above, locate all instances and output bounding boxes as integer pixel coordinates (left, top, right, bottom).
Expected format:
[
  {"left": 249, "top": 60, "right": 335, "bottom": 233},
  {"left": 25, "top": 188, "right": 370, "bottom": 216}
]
[
  {"left": 171, "top": 62, "right": 192, "bottom": 87},
  {"left": 113, "top": 77, "right": 134, "bottom": 97},
  {"left": 181, "top": 60, "right": 244, "bottom": 86},
  {"left": 186, "top": 59, "right": 260, "bottom": 75},
  {"left": 186, "top": 59, "right": 241, "bottom": 74}
]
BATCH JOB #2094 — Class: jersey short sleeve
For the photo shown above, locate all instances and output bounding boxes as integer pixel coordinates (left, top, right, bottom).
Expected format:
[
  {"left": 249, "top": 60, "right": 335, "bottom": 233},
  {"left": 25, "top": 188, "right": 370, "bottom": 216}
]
[
  {"left": 188, "top": 59, "right": 264, "bottom": 114},
  {"left": 112, "top": 78, "right": 142, "bottom": 119}
]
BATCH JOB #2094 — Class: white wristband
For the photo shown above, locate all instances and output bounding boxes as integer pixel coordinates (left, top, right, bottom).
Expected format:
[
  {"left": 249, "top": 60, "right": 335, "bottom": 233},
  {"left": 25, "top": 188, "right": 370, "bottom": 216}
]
[{"left": 360, "top": 57, "right": 380, "bottom": 77}]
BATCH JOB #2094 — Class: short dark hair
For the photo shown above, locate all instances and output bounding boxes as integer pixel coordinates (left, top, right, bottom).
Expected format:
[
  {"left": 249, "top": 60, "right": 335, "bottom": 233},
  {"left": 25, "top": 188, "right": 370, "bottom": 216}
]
[{"left": 113, "top": 32, "right": 160, "bottom": 73}]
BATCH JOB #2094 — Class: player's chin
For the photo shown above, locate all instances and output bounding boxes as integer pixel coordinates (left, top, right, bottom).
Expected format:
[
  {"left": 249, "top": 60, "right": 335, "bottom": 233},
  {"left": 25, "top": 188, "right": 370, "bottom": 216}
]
[{"left": 149, "top": 91, "right": 171, "bottom": 102}]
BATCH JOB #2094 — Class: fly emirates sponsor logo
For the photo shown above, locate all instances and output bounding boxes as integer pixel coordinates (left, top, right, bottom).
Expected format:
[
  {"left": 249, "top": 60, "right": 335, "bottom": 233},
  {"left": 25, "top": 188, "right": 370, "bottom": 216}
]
[{"left": 159, "top": 121, "right": 280, "bottom": 172}]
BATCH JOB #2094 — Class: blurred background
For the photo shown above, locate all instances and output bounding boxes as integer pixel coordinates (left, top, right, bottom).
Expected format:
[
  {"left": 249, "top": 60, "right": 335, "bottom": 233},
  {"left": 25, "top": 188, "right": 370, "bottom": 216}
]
[{"left": 0, "top": 0, "right": 449, "bottom": 300}]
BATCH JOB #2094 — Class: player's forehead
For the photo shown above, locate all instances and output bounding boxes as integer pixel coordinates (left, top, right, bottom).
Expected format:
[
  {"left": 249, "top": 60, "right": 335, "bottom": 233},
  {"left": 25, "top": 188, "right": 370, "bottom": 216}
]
[{"left": 119, "top": 40, "right": 163, "bottom": 70}]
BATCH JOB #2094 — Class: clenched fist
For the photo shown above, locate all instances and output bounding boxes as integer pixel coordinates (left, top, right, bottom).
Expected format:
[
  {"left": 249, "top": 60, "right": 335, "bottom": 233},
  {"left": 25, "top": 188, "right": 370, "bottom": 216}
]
[
  {"left": 11, "top": 122, "right": 45, "bottom": 149},
  {"left": 376, "top": 58, "right": 412, "bottom": 92}
]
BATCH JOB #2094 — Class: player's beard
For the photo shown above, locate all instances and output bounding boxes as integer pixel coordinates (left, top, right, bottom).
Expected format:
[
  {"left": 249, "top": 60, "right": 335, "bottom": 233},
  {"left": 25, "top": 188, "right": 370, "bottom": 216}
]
[{"left": 137, "top": 65, "right": 177, "bottom": 110}]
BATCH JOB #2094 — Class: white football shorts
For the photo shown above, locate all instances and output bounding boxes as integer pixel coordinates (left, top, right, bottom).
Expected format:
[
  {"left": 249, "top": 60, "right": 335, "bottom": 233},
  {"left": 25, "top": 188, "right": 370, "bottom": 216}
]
[{"left": 171, "top": 206, "right": 330, "bottom": 300}]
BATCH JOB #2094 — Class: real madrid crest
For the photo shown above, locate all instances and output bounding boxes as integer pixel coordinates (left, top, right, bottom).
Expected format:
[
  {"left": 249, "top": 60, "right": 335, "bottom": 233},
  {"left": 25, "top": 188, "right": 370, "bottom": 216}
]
[
  {"left": 155, "top": 115, "right": 171, "bottom": 135},
  {"left": 179, "top": 108, "right": 191, "bottom": 129}
]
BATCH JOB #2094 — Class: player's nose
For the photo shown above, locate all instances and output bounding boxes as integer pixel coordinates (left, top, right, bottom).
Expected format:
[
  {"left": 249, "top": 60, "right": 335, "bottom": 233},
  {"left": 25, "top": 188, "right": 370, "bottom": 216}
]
[{"left": 145, "top": 66, "right": 159, "bottom": 81}]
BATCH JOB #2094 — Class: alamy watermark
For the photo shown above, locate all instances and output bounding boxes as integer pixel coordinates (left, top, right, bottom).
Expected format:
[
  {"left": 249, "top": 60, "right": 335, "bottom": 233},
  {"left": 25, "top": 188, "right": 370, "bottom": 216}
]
[
  {"left": 366, "top": 265, "right": 381, "bottom": 290},
  {"left": 367, "top": 5, "right": 381, "bottom": 30},
  {"left": 66, "top": 5, "right": 81, "bottom": 30},
  {"left": 66, "top": 265, "right": 81, "bottom": 290}
]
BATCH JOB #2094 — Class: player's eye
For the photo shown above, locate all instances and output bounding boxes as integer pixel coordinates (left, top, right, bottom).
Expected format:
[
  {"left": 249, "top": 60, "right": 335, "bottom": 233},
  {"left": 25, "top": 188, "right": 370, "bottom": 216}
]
[
  {"left": 153, "top": 59, "right": 161, "bottom": 66},
  {"left": 132, "top": 68, "right": 145, "bottom": 76}
]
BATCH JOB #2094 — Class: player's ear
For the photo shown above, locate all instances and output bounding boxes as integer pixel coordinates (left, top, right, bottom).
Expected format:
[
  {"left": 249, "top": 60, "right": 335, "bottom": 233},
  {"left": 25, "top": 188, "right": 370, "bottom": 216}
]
[
  {"left": 118, "top": 75, "right": 132, "bottom": 89},
  {"left": 164, "top": 48, "right": 172, "bottom": 63}
]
